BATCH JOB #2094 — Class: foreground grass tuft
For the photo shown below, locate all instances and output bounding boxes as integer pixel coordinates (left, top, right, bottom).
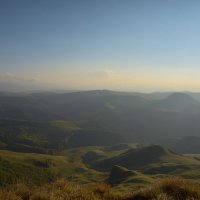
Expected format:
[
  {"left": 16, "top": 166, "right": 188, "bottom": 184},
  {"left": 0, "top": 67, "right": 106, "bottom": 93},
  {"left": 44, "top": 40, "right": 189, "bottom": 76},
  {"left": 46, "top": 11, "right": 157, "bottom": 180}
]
[
  {"left": 0, "top": 178, "right": 200, "bottom": 200},
  {"left": 0, "top": 179, "right": 127, "bottom": 200},
  {"left": 127, "top": 178, "right": 200, "bottom": 200}
]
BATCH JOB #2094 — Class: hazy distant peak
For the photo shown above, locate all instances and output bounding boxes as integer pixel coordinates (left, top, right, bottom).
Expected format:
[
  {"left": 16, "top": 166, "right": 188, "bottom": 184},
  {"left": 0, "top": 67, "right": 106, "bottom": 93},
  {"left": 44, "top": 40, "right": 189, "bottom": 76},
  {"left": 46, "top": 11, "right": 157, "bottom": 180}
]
[
  {"left": 166, "top": 92, "right": 197, "bottom": 102},
  {"left": 151, "top": 92, "right": 200, "bottom": 113}
]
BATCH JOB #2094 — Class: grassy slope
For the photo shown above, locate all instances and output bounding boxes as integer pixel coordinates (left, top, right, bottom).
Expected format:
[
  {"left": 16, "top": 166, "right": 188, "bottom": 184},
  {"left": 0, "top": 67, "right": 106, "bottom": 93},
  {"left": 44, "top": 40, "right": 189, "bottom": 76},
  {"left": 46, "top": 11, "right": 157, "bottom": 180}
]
[
  {"left": 108, "top": 165, "right": 153, "bottom": 187},
  {"left": 0, "top": 150, "right": 69, "bottom": 185},
  {"left": 0, "top": 145, "right": 122, "bottom": 186},
  {"left": 95, "top": 145, "right": 200, "bottom": 179},
  {"left": 1, "top": 144, "right": 200, "bottom": 188}
]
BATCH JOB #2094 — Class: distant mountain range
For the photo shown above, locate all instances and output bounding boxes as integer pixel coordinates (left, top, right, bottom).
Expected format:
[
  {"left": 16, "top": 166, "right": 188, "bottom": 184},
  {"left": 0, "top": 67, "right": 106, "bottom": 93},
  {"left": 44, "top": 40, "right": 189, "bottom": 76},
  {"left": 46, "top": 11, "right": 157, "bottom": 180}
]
[{"left": 1, "top": 90, "right": 200, "bottom": 153}]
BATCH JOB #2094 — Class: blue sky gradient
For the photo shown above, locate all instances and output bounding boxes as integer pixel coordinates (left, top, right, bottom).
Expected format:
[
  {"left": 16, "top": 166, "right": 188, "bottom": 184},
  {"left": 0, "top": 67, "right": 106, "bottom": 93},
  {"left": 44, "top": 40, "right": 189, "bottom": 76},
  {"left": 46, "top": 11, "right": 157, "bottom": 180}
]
[{"left": 1, "top": 0, "right": 200, "bottom": 91}]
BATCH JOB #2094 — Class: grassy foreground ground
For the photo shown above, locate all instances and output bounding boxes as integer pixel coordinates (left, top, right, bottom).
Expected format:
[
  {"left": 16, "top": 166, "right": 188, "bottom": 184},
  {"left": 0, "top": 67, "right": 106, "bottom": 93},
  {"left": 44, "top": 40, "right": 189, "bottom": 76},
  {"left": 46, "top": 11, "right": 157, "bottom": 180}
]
[{"left": 0, "top": 178, "right": 200, "bottom": 200}]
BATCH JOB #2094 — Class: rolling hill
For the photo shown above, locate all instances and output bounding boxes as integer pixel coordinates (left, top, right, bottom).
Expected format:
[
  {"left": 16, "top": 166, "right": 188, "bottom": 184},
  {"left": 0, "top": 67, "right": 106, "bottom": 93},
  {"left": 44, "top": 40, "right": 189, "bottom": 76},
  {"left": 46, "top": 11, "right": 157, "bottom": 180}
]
[
  {"left": 95, "top": 145, "right": 200, "bottom": 175},
  {"left": 149, "top": 92, "right": 200, "bottom": 113},
  {"left": 1, "top": 90, "right": 200, "bottom": 153},
  {"left": 1, "top": 144, "right": 200, "bottom": 187}
]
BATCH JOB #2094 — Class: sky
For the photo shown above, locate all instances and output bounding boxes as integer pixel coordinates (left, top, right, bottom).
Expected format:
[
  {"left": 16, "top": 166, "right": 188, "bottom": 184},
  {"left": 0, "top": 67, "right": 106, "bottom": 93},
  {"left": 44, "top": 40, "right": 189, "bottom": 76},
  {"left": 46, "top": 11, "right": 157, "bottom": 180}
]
[{"left": 1, "top": 0, "right": 200, "bottom": 92}]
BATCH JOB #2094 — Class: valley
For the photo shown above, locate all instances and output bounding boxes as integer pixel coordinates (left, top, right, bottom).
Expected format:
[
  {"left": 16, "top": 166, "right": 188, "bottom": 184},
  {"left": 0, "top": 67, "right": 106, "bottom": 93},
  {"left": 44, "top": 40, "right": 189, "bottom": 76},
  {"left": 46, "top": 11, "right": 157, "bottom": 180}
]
[{"left": 1, "top": 91, "right": 200, "bottom": 199}]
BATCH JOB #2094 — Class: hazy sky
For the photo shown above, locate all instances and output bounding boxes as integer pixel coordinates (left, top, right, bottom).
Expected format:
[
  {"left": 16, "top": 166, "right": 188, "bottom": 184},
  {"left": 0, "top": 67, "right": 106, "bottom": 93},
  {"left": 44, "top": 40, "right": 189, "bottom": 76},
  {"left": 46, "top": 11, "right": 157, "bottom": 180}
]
[{"left": 1, "top": 0, "right": 200, "bottom": 91}]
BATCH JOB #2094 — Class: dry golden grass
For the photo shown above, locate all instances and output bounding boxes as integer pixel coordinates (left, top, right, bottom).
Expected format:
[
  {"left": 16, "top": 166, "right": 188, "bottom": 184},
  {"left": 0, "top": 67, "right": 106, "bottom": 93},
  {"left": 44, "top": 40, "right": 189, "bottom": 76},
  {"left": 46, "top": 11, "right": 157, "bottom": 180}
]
[
  {"left": 0, "top": 178, "right": 200, "bottom": 200},
  {"left": 126, "top": 178, "right": 200, "bottom": 200},
  {"left": 0, "top": 179, "right": 128, "bottom": 200}
]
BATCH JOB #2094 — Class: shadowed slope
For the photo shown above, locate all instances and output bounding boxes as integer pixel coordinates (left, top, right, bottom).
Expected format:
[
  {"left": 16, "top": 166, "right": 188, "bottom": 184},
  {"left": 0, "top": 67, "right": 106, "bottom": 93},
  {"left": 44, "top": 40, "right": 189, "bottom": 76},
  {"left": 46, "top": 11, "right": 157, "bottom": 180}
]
[
  {"left": 97, "top": 145, "right": 172, "bottom": 170},
  {"left": 108, "top": 165, "right": 152, "bottom": 185}
]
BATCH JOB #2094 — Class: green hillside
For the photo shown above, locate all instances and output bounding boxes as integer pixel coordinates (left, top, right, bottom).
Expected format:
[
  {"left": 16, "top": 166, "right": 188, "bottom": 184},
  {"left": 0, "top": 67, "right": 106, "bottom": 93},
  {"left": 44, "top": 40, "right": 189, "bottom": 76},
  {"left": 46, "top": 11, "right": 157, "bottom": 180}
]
[
  {"left": 0, "top": 150, "right": 69, "bottom": 185},
  {"left": 108, "top": 165, "right": 152, "bottom": 186},
  {"left": 0, "top": 148, "right": 107, "bottom": 186},
  {"left": 1, "top": 144, "right": 200, "bottom": 187},
  {"left": 92, "top": 145, "right": 200, "bottom": 185}
]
